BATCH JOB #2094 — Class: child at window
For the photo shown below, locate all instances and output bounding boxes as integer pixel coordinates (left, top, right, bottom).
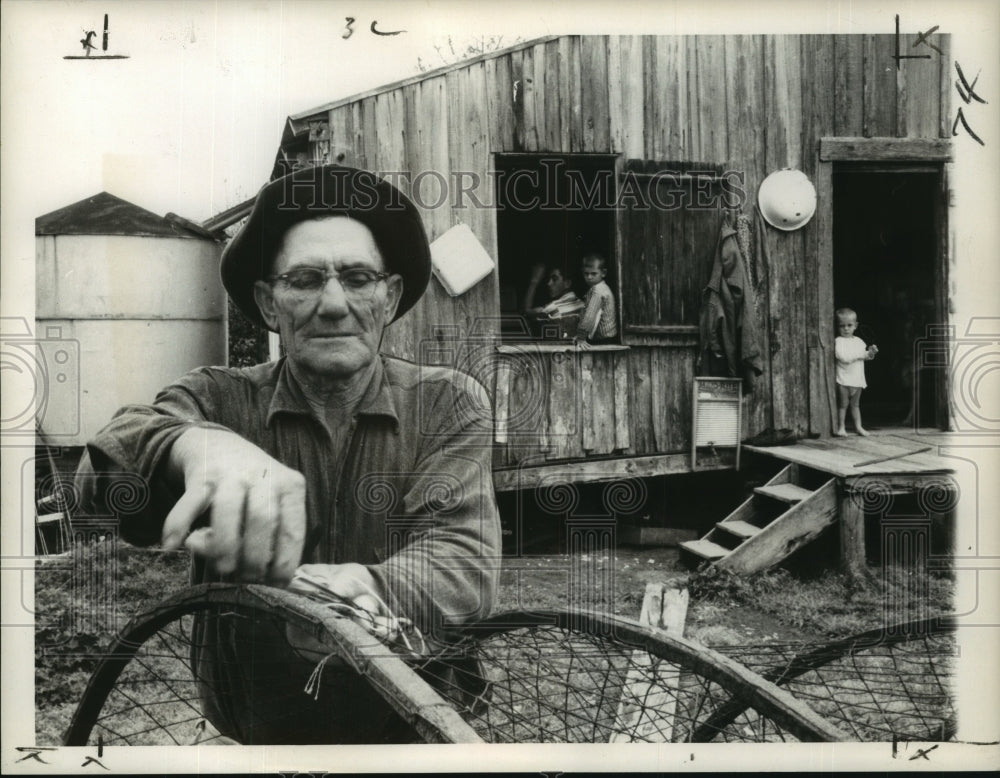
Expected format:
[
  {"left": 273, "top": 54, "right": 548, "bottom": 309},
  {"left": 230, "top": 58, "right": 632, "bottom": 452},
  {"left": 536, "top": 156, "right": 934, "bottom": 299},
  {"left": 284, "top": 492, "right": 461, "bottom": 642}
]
[
  {"left": 834, "top": 307, "right": 878, "bottom": 437},
  {"left": 523, "top": 264, "right": 585, "bottom": 319},
  {"left": 575, "top": 254, "right": 618, "bottom": 344}
]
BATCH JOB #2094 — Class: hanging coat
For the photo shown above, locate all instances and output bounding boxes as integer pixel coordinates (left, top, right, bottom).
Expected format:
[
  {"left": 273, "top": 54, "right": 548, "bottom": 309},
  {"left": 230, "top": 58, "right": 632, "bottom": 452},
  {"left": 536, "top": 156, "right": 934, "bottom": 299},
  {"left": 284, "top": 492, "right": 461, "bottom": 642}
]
[{"left": 697, "top": 220, "right": 764, "bottom": 392}]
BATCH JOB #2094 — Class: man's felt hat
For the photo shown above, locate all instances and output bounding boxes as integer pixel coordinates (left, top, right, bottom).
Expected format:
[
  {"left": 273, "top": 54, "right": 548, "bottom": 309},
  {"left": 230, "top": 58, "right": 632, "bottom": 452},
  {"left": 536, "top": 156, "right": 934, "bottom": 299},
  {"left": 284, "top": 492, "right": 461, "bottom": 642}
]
[{"left": 221, "top": 164, "right": 431, "bottom": 328}]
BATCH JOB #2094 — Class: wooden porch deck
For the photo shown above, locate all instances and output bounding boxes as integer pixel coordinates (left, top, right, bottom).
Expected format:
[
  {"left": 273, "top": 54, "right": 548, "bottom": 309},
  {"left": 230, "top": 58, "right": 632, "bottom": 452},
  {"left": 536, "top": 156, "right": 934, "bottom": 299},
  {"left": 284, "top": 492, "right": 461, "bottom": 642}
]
[
  {"left": 746, "top": 428, "right": 958, "bottom": 576},
  {"left": 744, "top": 428, "right": 955, "bottom": 479}
]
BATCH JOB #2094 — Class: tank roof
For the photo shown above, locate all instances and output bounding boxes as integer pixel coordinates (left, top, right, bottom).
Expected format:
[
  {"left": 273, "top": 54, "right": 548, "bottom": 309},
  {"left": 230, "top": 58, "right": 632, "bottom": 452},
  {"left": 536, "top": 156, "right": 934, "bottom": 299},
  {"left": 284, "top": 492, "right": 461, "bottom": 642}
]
[{"left": 36, "top": 192, "right": 212, "bottom": 239}]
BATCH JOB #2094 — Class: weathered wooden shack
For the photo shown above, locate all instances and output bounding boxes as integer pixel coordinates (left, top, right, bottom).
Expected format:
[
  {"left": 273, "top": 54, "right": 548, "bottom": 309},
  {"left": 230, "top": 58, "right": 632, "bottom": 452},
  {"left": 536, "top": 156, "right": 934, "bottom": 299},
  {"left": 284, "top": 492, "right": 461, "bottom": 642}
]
[{"left": 262, "top": 33, "right": 955, "bottom": 527}]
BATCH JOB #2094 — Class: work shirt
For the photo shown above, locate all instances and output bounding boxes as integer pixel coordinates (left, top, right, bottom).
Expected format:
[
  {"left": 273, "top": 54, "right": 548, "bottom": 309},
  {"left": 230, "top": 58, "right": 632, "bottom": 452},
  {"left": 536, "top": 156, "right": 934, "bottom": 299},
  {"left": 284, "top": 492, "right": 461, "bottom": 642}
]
[
  {"left": 77, "top": 355, "right": 501, "bottom": 634},
  {"left": 577, "top": 280, "right": 618, "bottom": 340},
  {"left": 76, "top": 354, "right": 501, "bottom": 743}
]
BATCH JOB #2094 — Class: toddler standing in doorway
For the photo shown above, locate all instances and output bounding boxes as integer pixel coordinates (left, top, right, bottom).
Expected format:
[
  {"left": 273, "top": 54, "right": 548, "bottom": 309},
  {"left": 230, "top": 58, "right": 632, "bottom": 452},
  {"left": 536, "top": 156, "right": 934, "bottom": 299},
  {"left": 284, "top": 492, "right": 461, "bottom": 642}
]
[{"left": 834, "top": 307, "right": 878, "bottom": 436}]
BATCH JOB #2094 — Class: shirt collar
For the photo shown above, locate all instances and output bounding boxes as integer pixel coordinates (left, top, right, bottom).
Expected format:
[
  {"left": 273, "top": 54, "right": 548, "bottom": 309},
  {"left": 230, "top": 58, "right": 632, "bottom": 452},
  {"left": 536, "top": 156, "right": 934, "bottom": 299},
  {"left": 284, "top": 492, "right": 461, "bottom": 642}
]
[{"left": 266, "top": 356, "right": 400, "bottom": 431}]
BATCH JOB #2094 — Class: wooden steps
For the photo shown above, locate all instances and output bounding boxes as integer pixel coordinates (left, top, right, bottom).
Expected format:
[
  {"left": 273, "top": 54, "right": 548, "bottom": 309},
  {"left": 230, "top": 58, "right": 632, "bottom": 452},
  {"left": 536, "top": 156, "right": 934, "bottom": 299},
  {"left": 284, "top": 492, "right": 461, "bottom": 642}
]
[
  {"left": 754, "top": 483, "right": 813, "bottom": 503},
  {"left": 681, "top": 539, "right": 729, "bottom": 561},
  {"left": 680, "top": 464, "right": 838, "bottom": 573},
  {"left": 714, "top": 519, "right": 761, "bottom": 540}
]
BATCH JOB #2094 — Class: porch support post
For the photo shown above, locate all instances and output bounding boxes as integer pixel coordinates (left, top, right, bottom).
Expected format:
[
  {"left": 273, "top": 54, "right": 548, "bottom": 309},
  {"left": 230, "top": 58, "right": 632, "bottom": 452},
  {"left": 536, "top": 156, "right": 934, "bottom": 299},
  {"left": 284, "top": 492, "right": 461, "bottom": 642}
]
[{"left": 838, "top": 482, "right": 867, "bottom": 578}]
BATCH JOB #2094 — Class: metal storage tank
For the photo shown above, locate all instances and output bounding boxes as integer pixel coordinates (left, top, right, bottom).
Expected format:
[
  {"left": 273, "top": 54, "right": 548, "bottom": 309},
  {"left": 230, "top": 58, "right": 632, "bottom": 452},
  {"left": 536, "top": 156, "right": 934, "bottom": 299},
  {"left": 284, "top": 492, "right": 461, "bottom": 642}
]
[{"left": 35, "top": 192, "right": 226, "bottom": 446}]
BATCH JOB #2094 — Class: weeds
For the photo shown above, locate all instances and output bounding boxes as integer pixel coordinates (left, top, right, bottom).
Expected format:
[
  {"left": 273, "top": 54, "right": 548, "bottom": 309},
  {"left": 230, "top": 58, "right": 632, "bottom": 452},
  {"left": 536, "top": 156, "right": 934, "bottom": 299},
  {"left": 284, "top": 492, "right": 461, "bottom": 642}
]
[{"left": 689, "top": 563, "right": 954, "bottom": 637}]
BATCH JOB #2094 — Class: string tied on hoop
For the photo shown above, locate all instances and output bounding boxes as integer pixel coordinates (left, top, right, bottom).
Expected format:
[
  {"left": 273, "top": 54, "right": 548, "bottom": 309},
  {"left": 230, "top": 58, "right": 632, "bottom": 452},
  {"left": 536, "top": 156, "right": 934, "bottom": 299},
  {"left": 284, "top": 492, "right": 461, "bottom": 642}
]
[{"left": 303, "top": 651, "right": 340, "bottom": 700}]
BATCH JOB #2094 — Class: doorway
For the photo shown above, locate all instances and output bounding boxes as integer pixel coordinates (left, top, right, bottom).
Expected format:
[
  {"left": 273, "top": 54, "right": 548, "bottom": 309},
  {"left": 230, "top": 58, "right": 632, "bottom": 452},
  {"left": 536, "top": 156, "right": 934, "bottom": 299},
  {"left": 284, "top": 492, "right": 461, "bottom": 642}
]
[{"left": 833, "top": 165, "right": 945, "bottom": 429}]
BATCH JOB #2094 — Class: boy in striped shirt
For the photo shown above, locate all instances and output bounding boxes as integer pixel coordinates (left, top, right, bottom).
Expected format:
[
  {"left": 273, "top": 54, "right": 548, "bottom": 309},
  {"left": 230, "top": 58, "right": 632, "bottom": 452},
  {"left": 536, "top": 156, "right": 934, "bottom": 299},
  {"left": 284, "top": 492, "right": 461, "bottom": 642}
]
[{"left": 576, "top": 253, "right": 618, "bottom": 344}]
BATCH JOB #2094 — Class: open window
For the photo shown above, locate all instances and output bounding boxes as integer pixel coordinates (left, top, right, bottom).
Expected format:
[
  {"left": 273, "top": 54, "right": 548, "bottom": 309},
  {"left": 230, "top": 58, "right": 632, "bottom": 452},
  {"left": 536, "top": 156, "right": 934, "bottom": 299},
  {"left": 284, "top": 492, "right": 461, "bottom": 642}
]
[{"left": 495, "top": 154, "right": 618, "bottom": 342}]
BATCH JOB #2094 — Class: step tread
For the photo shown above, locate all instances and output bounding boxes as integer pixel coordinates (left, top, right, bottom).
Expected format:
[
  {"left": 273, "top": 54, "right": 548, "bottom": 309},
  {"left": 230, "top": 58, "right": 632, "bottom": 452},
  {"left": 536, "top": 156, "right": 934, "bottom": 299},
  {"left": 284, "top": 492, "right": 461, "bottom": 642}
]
[
  {"left": 679, "top": 539, "right": 729, "bottom": 560},
  {"left": 754, "top": 483, "right": 813, "bottom": 503},
  {"left": 715, "top": 519, "right": 762, "bottom": 539}
]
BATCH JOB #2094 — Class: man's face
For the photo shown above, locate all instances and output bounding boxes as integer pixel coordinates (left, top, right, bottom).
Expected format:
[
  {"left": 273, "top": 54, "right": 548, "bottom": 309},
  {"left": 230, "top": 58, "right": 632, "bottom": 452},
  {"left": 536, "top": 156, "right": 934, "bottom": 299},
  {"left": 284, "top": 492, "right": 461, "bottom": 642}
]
[
  {"left": 582, "top": 262, "right": 606, "bottom": 287},
  {"left": 546, "top": 270, "right": 571, "bottom": 299},
  {"left": 253, "top": 217, "right": 402, "bottom": 383}
]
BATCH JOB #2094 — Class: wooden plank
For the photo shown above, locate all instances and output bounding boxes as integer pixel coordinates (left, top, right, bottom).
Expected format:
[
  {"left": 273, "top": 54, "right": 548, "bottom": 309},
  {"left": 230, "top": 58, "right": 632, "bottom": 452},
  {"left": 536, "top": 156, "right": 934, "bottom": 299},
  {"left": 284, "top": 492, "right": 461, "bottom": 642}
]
[
  {"left": 580, "top": 35, "right": 610, "bottom": 152},
  {"left": 327, "top": 106, "right": 350, "bottom": 163},
  {"left": 764, "top": 36, "right": 808, "bottom": 438},
  {"left": 809, "top": 85, "right": 836, "bottom": 439},
  {"left": 485, "top": 53, "right": 516, "bottom": 153},
  {"left": 547, "top": 350, "right": 581, "bottom": 460},
  {"left": 657, "top": 36, "right": 687, "bottom": 159},
  {"left": 494, "top": 356, "right": 512, "bottom": 444},
  {"left": 521, "top": 42, "right": 543, "bottom": 152},
  {"left": 724, "top": 34, "right": 770, "bottom": 437},
  {"left": 509, "top": 47, "right": 526, "bottom": 152},
  {"left": 505, "top": 349, "right": 546, "bottom": 455},
  {"left": 754, "top": 483, "right": 814, "bottom": 503},
  {"left": 800, "top": 34, "right": 835, "bottom": 354},
  {"left": 606, "top": 36, "right": 625, "bottom": 155},
  {"left": 628, "top": 348, "right": 654, "bottom": 454},
  {"left": 714, "top": 520, "right": 761, "bottom": 540},
  {"left": 491, "top": 450, "right": 734, "bottom": 492},
  {"left": 617, "top": 34, "right": 645, "bottom": 158},
  {"left": 765, "top": 35, "right": 802, "bottom": 168},
  {"left": 543, "top": 39, "right": 562, "bottom": 152},
  {"left": 591, "top": 352, "right": 616, "bottom": 455},
  {"left": 833, "top": 35, "right": 864, "bottom": 137},
  {"left": 414, "top": 77, "right": 454, "bottom": 368},
  {"left": 618, "top": 526, "right": 698, "bottom": 546},
  {"left": 839, "top": 485, "right": 867, "bottom": 578},
  {"left": 556, "top": 37, "right": 572, "bottom": 151},
  {"left": 581, "top": 352, "right": 596, "bottom": 452},
  {"left": 725, "top": 35, "right": 765, "bottom": 210},
  {"left": 611, "top": 584, "right": 689, "bottom": 743},
  {"left": 683, "top": 37, "right": 700, "bottom": 160},
  {"left": 613, "top": 349, "right": 631, "bottom": 451},
  {"left": 358, "top": 97, "right": 379, "bottom": 172},
  {"left": 567, "top": 35, "right": 584, "bottom": 152},
  {"left": 649, "top": 349, "right": 669, "bottom": 452},
  {"left": 681, "top": 539, "right": 729, "bottom": 560},
  {"left": 642, "top": 37, "right": 658, "bottom": 160},
  {"left": 720, "top": 478, "right": 838, "bottom": 573},
  {"left": 938, "top": 34, "right": 952, "bottom": 139},
  {"left": 862, "top": 34, "right": 897, "bottom": 138},
  {"left": 694, "top": 35, "right": 729, "bottom": 162},
  {"left": 373, "top": 90, "right": 413, "bottom": 361},
  {"left": 447, "top": 63, "right": 500, "bottom": 346},
  {"left": 818, "top": 137, "right": 952, "bottom": 161},
  {"left": 349, "top": 101, "right": 366, "bottom": 168},
  {"left": 899, "top": 30, "right": 950, "bottom": 139}
]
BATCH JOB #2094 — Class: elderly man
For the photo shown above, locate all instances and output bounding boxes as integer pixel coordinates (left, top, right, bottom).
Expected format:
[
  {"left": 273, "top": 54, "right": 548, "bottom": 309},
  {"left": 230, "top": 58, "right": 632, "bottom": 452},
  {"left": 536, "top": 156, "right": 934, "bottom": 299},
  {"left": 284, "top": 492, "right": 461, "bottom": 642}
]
[{"left": 76, "top": 164, "right": 501, "bottom": 742}]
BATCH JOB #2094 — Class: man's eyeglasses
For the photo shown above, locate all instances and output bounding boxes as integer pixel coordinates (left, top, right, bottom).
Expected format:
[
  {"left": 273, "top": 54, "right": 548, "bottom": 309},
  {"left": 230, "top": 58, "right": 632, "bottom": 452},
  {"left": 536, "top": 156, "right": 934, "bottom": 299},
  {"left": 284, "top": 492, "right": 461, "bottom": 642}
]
[{"left": 267, "top": 267, "right": 391, "bottom": 300}]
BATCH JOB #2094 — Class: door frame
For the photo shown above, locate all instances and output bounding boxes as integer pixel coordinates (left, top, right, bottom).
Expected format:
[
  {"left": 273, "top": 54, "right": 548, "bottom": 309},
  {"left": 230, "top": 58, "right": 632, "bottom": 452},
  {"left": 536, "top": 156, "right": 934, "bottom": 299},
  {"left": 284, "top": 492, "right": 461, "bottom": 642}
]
[{"left": 814, "top": 137, "right": 952, "bottom": 434}]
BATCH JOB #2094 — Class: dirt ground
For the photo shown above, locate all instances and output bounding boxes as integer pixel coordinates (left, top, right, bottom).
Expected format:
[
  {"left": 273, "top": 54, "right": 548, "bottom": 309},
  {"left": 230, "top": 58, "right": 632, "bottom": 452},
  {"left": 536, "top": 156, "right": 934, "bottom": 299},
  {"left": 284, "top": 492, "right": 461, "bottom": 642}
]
[{"left": 495, "top": 544, "right": 828, "bottom": 646}]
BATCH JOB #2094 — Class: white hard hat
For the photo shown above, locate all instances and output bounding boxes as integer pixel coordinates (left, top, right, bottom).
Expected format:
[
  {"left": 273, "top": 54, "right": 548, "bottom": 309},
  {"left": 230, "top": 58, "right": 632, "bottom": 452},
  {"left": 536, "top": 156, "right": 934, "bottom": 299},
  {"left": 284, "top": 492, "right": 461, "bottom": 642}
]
[{"left": 757, "top": 169, "right": 817, "bottom": 231}]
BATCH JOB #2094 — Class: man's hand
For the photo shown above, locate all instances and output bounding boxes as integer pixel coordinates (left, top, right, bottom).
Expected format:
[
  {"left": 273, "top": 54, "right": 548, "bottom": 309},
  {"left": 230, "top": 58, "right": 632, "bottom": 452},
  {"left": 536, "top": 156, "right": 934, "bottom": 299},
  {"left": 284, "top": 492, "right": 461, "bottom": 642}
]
[
  {"left": 161, "top": 426, "right": 306, "bottom": 585},
  {"left": 289, "top": 563, "right": 384, "bottom": 618}
]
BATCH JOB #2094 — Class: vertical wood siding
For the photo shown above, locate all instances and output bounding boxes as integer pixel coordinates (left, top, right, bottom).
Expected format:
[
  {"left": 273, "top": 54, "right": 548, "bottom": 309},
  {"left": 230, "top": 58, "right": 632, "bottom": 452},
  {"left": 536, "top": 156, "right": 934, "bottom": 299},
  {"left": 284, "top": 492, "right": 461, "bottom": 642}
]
[{"left": 306, "top": 34, "right": 949, "bottom": 463}]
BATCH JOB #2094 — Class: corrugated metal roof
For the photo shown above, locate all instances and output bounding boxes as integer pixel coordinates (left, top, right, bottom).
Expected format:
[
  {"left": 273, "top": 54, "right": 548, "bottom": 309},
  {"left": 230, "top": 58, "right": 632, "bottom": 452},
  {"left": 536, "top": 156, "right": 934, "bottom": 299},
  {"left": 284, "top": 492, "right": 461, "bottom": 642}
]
[{"left": 35, "top": 192, "right": 209, "bottom": 238}]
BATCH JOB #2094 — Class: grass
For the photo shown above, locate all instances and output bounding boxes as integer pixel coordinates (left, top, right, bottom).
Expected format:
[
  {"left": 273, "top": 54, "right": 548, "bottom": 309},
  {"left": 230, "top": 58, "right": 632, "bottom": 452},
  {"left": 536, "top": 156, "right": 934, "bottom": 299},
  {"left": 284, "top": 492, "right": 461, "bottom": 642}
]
[
  {"left": 687, "top": 563, "right": 955, "bottom": 638},
  {"left": 34, "top": 542, "right": 189, "bottom": 744}
]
